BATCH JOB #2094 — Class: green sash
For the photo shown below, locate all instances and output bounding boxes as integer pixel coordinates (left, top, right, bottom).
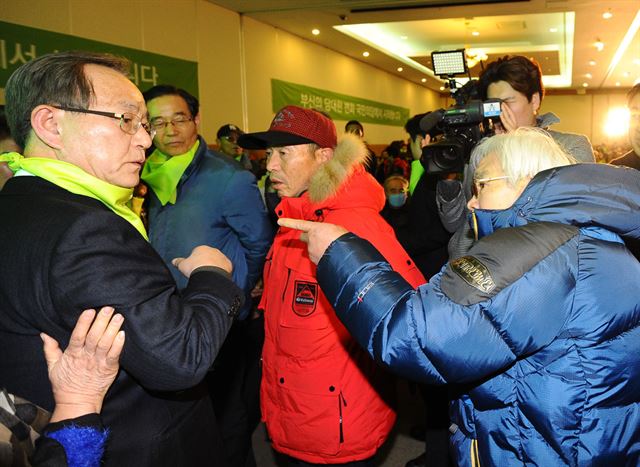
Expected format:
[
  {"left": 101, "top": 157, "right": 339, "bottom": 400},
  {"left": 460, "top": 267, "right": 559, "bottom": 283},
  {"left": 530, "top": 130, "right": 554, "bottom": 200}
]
[{"left": 141, "top": 140, "right": 199, "bottom": 205}]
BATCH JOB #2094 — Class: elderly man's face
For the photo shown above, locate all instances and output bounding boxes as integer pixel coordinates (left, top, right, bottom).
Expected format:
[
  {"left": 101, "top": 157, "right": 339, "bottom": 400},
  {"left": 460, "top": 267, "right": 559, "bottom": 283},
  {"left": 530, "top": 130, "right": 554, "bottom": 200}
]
[
  {"left": 147, "top": 95, "right": 199, "bottom": 156},
  {"left": 57, "top": 64, "right": 152, "bottom": 188},
  {"left": 629, "top": 92, "right": 640, "bottom": 156},
  {"left": 266, "top": 144, "right": 325, "bottom": 198},
  {"left": 467, "top": 153, "right": 529, "bottom": 211}
]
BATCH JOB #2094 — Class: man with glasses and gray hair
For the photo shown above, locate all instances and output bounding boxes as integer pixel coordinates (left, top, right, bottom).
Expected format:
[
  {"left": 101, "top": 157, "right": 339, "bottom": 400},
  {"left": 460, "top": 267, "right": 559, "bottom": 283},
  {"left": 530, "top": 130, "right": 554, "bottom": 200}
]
[
  {"left": 0, "top": 51, "right": 244, "bottom": 466},
  {"left": 142, "top": 84, "right": 273, "bottom": 467}
]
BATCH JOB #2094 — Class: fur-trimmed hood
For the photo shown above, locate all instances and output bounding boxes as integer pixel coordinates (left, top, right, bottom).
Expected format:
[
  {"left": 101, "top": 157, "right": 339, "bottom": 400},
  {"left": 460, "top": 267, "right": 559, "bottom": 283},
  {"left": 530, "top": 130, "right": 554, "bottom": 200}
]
[{"left": 307, "top": 133, "right": 370, "bottom": 203}]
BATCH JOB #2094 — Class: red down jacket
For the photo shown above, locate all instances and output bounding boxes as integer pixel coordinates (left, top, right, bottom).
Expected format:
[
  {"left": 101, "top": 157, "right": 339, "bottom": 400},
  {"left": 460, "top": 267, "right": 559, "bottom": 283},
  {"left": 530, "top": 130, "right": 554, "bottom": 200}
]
[{"left": 259, "top": 135, "right": 426, "bottom": 463}]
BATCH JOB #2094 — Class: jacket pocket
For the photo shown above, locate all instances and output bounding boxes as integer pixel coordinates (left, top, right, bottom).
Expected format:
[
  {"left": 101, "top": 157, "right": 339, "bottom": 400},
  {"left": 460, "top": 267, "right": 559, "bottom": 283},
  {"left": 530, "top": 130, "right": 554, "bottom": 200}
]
[{"left": 271, "top": 383, "right": 342, "bottom": 456}]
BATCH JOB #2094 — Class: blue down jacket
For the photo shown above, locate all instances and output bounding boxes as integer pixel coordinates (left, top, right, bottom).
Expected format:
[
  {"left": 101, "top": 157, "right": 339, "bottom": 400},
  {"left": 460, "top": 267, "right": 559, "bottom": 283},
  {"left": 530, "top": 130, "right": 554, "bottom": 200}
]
[{"left": 317, "top": 164, "right": 640, "bottom": 466}]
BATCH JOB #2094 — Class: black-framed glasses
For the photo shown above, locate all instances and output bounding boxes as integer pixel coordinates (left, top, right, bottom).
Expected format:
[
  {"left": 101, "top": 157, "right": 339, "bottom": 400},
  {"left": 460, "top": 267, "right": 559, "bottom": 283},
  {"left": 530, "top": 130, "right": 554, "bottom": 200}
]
[
  {"left": 149, "top": 116, "right": 194, "bottom": 131},
  {"left": 52, "top": 105, "right": 155, "bottom": 138}
]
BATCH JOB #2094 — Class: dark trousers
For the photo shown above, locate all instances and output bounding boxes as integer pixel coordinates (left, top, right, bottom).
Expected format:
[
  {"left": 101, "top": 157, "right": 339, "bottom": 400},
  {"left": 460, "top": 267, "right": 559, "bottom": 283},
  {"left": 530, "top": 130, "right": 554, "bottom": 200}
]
[
  {"left": 207, "top": 315, "right": 265, "bottom": 467},
  {"left": 420, "top": 384, "right": 453, "bottom": 467},
  {"left": 287, "top": 456, "right": 374, "bottom": 467}
]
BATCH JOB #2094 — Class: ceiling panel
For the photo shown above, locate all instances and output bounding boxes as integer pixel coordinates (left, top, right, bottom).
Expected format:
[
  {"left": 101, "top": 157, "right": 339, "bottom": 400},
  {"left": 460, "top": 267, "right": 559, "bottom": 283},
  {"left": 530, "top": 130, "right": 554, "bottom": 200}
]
[{"left": 211, "top": 0, "right": 640, "bottom": 93}]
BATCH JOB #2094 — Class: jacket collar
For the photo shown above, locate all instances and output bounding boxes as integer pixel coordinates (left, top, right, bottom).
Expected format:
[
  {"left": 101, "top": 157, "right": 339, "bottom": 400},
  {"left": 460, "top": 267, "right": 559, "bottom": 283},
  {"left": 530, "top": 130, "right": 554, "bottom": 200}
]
[
  {"left": 471, "top": 164, "right": 640, "bottom": 242},
  {"left": 180, "top": 135, "right": 208, "bottom": 182},
  {"left": 307, "top": 133, "right": 370, "bottom": 203}
]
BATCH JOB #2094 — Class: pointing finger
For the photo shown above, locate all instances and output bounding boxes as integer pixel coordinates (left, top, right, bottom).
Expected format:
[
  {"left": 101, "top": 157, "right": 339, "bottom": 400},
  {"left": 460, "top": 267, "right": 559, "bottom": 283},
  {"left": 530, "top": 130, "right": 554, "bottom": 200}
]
[{"left": 277, "top": 217, "right": 317, "bottom": 232}]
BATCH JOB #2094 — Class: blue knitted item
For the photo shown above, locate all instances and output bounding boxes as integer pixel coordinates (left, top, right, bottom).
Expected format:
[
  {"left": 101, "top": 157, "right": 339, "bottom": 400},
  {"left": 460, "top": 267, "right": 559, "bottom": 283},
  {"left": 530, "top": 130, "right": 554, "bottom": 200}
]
[{"left": 46, "top": 425, "right": 109, "bottom": 467}]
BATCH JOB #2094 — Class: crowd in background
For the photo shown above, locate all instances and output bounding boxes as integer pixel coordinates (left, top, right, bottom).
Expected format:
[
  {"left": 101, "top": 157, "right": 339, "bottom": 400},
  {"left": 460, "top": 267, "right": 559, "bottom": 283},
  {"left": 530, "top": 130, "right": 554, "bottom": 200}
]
[{"left": 0, "top": 50, "right": 638, "bottom": 467}]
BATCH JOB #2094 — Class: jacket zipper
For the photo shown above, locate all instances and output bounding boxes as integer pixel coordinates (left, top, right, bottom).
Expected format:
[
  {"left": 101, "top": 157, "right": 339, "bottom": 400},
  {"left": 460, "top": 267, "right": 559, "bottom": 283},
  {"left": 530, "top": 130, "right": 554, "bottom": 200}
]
[
  {"left": 338, "top": 391, "right": 347, "bottom": 443},
  {"left": 281, "top": 268, "right": 291, "bottom": 302}
]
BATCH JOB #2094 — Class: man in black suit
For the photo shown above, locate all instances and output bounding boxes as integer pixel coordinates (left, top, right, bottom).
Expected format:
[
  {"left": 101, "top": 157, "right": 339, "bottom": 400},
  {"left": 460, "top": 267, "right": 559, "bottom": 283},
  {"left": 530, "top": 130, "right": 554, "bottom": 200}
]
[{"left": 0, "top": 51, "right": 242, "bottom": 466}]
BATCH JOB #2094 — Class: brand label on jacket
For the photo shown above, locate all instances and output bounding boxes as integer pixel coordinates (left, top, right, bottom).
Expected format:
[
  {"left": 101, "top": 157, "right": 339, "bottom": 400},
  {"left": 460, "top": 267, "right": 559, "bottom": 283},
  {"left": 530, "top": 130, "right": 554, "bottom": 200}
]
[
  {"left": 293, "top": 280, "right": 318, "bottom": 316},
  {"left": 450, "top": 256, "right": 496, "bottom": 293}
]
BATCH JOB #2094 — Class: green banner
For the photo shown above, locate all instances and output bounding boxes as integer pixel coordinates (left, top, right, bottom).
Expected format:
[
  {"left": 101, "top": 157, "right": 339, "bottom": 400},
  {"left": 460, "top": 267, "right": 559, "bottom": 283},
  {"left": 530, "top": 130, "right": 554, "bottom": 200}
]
[
  {"left": 272, "top": 79, "right": 409, "bottom": 127},
  {"left": 0, "top": 20, "right": 198, "bottom": 96}
]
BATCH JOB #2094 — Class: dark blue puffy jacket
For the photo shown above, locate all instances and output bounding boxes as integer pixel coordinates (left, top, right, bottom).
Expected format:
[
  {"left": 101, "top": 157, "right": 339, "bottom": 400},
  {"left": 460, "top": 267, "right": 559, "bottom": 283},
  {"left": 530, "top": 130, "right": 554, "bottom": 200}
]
[{"left": 317, "top": 164, "right": 640, "bottom": 466}]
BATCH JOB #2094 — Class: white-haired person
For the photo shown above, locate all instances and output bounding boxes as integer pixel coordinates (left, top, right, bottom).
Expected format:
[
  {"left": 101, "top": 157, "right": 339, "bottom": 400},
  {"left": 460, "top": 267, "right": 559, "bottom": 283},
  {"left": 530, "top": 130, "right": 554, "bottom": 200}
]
[{"left": 278, "top": 127, "right": 640, "bottom": 466}]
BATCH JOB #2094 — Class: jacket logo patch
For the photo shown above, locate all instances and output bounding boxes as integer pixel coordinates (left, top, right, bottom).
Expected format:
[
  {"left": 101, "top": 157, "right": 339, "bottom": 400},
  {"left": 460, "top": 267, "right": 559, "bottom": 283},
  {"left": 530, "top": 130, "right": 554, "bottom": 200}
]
[
  {"left": 292, "top": 280, "right": 318, "bottom": 316},
  {"left": 450, "top": 256, "right": 496, "bottom": 293}
]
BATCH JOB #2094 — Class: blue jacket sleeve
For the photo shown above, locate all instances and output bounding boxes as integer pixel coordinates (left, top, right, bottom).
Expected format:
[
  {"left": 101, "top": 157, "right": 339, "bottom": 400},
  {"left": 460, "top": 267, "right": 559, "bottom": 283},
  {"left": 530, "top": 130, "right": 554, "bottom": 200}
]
[{"left": 317, "top": 229, "right": 576, "bottom": 385}]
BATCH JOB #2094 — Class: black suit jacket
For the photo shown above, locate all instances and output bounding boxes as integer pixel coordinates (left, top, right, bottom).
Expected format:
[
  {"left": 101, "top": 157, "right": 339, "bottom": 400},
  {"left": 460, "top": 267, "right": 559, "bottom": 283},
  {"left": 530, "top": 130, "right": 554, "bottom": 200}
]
[{"left": 0, "top": 177, "right": 242, "bottom": 466}]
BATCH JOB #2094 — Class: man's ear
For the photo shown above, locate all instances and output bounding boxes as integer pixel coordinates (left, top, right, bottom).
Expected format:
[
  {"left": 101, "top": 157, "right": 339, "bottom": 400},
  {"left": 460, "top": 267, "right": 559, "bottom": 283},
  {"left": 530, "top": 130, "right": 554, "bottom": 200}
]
[
  {"left": 194, "top": 113, "right": 201, "bottom": 129},
  {"left": 315, "top": 147, "right": 333, "bottom": 164},
  {"left": 30, "top": 105, "right": 64, "bottom": 149},
  {"left": 531, "top": 92, "right": 541, "bottom": 114}
]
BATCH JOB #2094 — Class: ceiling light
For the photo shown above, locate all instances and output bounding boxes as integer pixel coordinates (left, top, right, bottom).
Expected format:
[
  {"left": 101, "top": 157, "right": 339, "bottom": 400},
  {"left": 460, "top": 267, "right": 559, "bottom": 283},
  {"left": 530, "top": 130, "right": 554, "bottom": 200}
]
[
  {"left": 312, "top": 29, "right": 320, "bottom": 35},
  {"left": 589, "top": 60, "right": 597, "bottom": 66},
  {"left": 616, "top": 82, "right": 621, "bottom": 87},
  {"left": 594, "top": 39, "right": 604, "bottom": 51},
  {"left": 400, "top": 36, "right": 408, "bottom": 40},
  {"left": 602, "top": 10, "right": 613, "bottom": 20},
  {"left": 623, "top": 71, "right": 631, "bottom": 77},
  {"left": 585, "top": 73, "right": 592, "bottom": 79},
  {"left": 439, "top": 86, "right": 446, "bottom": 91},
  {"left": 549, "top": 28, "right": 558, "bottom": 33},
  {"left": 582, "top": 82, "right": 589, "bottom": 87},
  {"left": 362, "top": 51, "right": 370, "bottom": 57},
  {"left": 421, "top": 78, "right": 427, "bottom": 83},
  {"left": 471, "top": 31, "right": 480, "bottom": 36},
  {"left": 397, "top": 67, "right": 403, "bottom": 72}
]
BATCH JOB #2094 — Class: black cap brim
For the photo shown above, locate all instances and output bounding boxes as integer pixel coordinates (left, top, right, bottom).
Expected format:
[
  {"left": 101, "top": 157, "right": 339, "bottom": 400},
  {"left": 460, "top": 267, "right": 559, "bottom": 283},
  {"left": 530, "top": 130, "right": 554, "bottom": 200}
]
[{"left": 238, "top": 130, "right": 316, "bottom": 150}]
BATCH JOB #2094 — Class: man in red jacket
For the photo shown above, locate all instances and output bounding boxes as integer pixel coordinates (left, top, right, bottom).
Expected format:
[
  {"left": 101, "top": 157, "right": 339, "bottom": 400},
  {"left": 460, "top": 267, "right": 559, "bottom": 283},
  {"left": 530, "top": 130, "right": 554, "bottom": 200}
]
[{"left": 239, "top": 106, "right": 426, "bottom": 466}]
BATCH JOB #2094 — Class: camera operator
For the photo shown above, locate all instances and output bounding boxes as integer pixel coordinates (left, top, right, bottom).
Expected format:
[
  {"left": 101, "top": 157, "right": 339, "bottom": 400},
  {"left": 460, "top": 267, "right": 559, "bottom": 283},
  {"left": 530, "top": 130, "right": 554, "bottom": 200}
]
[
  {"left": 434, "top": 55, "right": 595, "bottom": 259},
  {"left": 395, "top": 118, "right": 453, "bottom": 467}
]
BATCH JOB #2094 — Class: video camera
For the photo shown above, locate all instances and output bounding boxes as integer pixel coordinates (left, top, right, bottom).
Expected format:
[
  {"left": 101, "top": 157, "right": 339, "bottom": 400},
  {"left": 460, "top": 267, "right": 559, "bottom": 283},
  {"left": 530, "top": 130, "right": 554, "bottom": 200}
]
[{"left": 412, "top": 49, "right": 502, "bottom": 174}]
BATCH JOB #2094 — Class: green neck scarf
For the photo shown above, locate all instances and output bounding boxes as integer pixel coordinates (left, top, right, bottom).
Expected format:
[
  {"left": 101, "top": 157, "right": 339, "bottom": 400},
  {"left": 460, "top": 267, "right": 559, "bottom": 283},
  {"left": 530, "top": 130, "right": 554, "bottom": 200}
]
[
  {"left": 0, "top": 152, "right": 148, "bottom": 240},
  {"left": 141, "top": 140, "right": 199, "bottom": 206}
]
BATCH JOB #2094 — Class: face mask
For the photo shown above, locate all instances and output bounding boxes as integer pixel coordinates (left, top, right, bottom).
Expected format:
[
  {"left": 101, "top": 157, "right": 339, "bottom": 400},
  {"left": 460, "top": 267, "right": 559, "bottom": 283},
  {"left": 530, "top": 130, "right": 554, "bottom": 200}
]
[
  {"left": 388, "top": 192, "right": 407, "bottom": 208},
  {"left": 469, "top": 209, "right": 495, "bottom": 240}
]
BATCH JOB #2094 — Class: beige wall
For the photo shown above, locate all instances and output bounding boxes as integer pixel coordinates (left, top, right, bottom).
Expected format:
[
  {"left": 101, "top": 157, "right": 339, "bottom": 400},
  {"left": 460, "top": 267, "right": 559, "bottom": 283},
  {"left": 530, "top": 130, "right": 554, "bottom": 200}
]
[
  {"left": 0, "top": 0, "right": 631, "bottom": 146},
  {"left": 240, "top": 16, "right": 442, "bottom": 144},
  {"left": 0, "top": 0, "right": 441, "bottom": 146},
  {"left": 544, "top": 92, "right": 630, "bottom": 145}
]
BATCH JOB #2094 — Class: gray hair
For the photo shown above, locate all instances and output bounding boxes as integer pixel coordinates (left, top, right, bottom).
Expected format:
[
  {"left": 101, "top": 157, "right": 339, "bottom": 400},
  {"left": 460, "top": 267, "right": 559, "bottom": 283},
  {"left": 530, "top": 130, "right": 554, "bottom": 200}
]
[
  {"left": 5, "top": 50, "right": 130, "bottom": 149},
  {"left": 470, "top": 127, "right": 577, "bottom": 185}
]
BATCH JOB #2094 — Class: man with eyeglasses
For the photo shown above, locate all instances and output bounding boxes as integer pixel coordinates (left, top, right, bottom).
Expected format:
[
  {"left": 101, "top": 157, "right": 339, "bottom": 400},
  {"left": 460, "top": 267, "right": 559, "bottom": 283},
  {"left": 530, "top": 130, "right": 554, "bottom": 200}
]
[
  {"left": 0, "top": 51, "right": 244, "bottom": 466},
  {"left": 142, "top": 84, "right": 273, "bottom": 467}
]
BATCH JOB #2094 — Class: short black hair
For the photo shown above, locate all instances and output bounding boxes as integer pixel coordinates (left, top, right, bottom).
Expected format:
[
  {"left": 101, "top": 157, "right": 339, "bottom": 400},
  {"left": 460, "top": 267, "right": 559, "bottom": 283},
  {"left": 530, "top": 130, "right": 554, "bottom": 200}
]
[
  {"left": 478, "top": 55, "right": 544, "bottom": 103},
  {"left": 142, "top": 84, "right": 199, "bottom": 118}
]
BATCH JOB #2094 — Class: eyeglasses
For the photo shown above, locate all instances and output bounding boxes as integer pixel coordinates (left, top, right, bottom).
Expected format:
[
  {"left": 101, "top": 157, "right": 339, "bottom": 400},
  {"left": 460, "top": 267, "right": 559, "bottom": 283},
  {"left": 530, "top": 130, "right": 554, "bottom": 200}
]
[
  {"left": 149, "top": 116, "right": 194, "bottom": 131},
  {"left": 52, "top": 105, "right": 155, "bottom": 138},
  {"left": 472, "top": 175, "right": 510, "bottom": 197}
]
